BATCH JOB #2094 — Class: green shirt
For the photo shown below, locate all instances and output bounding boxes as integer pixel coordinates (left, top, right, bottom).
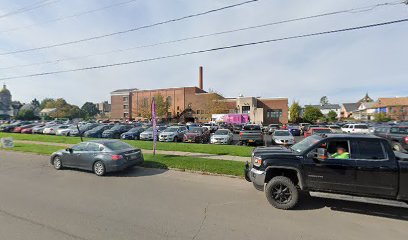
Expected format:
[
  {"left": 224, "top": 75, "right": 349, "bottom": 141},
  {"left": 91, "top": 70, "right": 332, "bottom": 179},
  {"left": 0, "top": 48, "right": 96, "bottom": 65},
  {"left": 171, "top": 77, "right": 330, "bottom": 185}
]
[{"left": 331, "top": 152, "right": 350, "bottom": 159}]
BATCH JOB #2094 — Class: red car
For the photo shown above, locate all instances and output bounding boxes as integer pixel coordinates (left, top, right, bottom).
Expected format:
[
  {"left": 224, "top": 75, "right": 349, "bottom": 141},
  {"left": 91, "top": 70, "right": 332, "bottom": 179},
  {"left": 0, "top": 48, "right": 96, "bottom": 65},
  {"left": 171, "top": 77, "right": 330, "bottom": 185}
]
[
  {"left": 304, "top": 127, "right": 332, "bottom": 137},
  {"left": 13, "top": 124, "right": 36, "bottom": 133},
  {"left": 183, "top": 127, "right": 210, "bottom": 143}
]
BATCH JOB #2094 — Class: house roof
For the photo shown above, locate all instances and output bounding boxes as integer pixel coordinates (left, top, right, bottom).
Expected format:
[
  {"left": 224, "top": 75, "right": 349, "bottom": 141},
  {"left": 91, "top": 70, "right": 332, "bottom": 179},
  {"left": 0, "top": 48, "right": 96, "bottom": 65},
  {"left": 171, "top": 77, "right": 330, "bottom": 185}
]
[
  {"left": 40, "top": 108, "right": 57, "bottom": 113},
  {"left": 305, "top": 104, "right": 341, "bottom": 110},
  {"left": 357, "top": 93, "right": 374, "bottom": 103},
  {"left": 342, "top": 103, "right": 360, "bottom": 112},
  {"left": 372, "top": 97, "right": 408, "bottom": 108}
]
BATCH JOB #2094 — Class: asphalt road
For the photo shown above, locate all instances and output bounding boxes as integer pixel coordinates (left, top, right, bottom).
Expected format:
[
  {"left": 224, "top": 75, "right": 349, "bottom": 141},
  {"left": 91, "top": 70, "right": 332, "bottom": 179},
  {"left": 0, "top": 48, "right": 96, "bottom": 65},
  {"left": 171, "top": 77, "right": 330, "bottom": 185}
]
[{"left": 0, "top": 151, "right": 407, "bottom": 240}]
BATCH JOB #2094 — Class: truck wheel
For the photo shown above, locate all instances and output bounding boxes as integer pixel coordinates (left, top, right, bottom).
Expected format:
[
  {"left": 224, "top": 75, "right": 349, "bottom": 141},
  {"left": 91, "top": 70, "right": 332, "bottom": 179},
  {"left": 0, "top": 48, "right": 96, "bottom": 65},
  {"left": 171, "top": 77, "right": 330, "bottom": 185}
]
[{"left": 265, "top": 176, "right": 299, "bottom": 210}]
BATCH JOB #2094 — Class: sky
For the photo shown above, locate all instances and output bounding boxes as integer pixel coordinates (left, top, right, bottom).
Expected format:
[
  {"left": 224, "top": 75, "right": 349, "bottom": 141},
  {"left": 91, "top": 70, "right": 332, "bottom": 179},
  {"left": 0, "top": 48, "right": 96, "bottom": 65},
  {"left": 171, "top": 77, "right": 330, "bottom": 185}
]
[{"left": 0, "top": 0, "right": 407, "bottom": 107}]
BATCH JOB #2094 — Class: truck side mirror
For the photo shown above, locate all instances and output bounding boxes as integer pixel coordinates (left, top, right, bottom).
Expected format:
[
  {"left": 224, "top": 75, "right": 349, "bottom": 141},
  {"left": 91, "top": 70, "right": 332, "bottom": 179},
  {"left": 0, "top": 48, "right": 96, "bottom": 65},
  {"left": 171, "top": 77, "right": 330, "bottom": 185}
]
[{"left": 316, "top": 148, "right": 328, "bottom": 161}]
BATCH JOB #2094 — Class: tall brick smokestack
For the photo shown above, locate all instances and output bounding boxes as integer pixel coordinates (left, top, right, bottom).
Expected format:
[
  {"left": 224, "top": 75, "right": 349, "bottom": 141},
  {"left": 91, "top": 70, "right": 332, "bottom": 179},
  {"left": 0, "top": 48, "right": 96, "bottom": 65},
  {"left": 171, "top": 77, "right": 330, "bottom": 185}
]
[{"left": 198, "top": 66, "right": 203, "bottom": 90}]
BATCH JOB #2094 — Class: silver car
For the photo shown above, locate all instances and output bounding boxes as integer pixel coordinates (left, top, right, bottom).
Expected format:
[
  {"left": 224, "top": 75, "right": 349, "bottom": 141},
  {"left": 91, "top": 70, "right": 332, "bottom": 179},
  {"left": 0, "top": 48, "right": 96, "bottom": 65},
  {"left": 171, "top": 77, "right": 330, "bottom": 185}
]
[
  {"left": 210, "top": 129, "right": 233, "bottom": 144},
  {"left": 140, "top": 126, "right": 167, "bottom": 140},
  {"left": 159, "top": 126, "right": 188, "bottom": 142},
  {"left": 50, "top": 140, "right": 144, "bottom": 176},
  {"left": 272, "top": 130, "right": 295, "bottom": 145}
]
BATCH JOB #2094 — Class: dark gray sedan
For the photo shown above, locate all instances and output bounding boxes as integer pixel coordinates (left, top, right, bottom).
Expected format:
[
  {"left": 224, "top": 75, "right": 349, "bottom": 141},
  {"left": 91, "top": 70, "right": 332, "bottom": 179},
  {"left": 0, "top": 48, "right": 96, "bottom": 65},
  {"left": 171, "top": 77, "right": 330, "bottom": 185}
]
[{"left": 50, "top": 140, "right": 144, "bottom": 176}]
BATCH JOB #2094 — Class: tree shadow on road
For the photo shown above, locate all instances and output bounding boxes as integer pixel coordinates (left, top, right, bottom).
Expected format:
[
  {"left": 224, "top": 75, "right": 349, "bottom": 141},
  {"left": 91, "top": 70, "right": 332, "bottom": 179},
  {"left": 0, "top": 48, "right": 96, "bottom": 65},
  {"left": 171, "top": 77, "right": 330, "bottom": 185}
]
[{"left": 297, "top": 194, "right": 408, "bottom": 221}]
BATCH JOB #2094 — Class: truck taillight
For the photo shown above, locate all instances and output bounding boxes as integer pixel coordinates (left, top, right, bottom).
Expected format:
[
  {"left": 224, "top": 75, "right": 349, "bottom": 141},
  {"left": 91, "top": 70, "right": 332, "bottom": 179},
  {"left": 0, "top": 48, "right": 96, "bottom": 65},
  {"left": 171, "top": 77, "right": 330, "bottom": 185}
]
[
  {"left": 405, "top": 136, "right": 408, "bottom": 144},
  {"left": 111, "top": 155, "right": 123, "bottom": 161}
]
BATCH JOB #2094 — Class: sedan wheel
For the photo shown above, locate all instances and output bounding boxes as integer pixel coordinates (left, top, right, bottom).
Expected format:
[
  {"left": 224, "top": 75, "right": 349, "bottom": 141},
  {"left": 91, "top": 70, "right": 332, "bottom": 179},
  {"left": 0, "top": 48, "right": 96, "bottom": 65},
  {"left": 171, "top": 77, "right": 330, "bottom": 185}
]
[
  {"left": 93, "top": 161, "right": 106, "bottom": 176},
  {"left": 53, "top": 156, "right": 63, "bottom": 170}
]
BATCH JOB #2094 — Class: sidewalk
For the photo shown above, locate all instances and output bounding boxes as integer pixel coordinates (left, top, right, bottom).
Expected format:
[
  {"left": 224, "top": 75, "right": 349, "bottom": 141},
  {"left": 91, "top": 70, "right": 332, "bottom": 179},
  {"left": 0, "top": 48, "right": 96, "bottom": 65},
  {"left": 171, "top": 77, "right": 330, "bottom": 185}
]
[{"left": 14, "top": 140, "right": 249, "bottom": 162}]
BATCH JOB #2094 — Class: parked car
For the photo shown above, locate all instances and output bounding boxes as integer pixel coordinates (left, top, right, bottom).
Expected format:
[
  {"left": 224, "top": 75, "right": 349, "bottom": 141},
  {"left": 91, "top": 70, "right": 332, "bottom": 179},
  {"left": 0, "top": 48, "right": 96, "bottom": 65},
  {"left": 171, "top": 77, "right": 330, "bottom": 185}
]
[
  {"left": 267, "top": 124, "right": 280, "bottom": 135},
  {"left": 245, "top": 134, "right": 408, "bottom": 209},
  {"left": 239, "top": 124, "right": 264, "bottom": 146},
  {"left": 304, "top": 127, "right": 332, "bottom": 138},
  {"left": 50, "top": 140, "right": 144, "bottom": 176},
  {"left": 341, "top": 123, "right": 369, "bottom": 134},
  {"left": 210, "top": 129, "right": 234, "bottom": 144},
  {"left": 302, "top": 124, "right": 319, "bottom": 135},
  {"left": 121, "top": 127, "right": 145, "bottom": 140},
  {"left": 288, "top": 125, "right": 301, "bottom": 136},
  {"left": 219, "top": 122, "right": 234, "bottom": 132},
  {"left": 159, "top": 126, "right": 188, "bottom": 142},
  {"left": 271, "top": 130, "right": 295, "bottom": 145},
  {"left": 13, "top": 124, "right": 37, "bottom": 133},
  {"left": 21, "top": 124, "right": 41, "bottom": 134},
  {"left": 84, "top": 125, "right": 113, "bottom": 138},
  {"left": 327, "top": 125, "right": 342, "bottom": 134},
  {"left": 0, "top": 122, "right": 27, "bottom": 132},
  {"left": 183, "top": 127, "right": 210, "bottom": 143},
  {"left": 299, "top": 123, "right": 311, "bottom": 134},
  {"left": 202, "top": 122, "right": 218, "bottom": 133},
  {"left": 69, "top": 123, "right": 99, "bottom": 137},
  {"left": 139, "top": 126, "right": 167, "bottom": 141},
  {"left": 374, "top": 125, "right": 408, "bottom": 152},
  {"left": 43, "top": 125, "right": 71, "bottom": 135},
  {"left": 102, "top": 124, "right": 133, "bottom": 139},
  {"left": 232, "top": 124, "right": 243, "bottom": 134},
  {"left": 56, "top": 125, "right": 77, "bottom": 136},
  {"left": 32, "top": 124, "right": 53, "bottom": 134}
]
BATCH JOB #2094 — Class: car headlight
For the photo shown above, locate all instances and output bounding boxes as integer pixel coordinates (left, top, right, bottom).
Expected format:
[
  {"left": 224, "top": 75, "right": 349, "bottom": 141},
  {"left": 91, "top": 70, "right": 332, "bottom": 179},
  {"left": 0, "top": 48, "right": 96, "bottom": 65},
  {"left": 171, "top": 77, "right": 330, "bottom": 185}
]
[{"left": 253, "top": 156, "right": 262, "bottom": 167}]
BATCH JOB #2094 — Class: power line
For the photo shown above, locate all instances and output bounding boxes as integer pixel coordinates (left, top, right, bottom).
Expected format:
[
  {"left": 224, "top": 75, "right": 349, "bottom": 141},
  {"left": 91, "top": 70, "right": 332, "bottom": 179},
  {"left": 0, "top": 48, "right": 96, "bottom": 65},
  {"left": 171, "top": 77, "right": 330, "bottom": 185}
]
[
  {"left": 0, "top": 0, "right": 259, "bottom": 56},
  {"left": 0, "top": 18, "right": 406, "bottom": 81},
  {"left": 0, "top": 1, "right": 402, "bottom": 70},
  {"left": 0, "top": 0, "right": 59, "bottom": 20},
  {"left": 0, "top": 0, "right": 139, "bottom": 34}
]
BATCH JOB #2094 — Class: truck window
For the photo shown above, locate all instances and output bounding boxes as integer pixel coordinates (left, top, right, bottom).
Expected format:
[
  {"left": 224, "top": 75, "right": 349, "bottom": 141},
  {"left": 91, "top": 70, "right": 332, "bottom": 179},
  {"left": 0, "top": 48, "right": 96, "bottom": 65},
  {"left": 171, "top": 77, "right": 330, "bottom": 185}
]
[
  {"left": 326, "top": 140, "right": 350, "bottom": 158},
  {"left": 354, "top": 140, "right": 386, "bottom": 160}
]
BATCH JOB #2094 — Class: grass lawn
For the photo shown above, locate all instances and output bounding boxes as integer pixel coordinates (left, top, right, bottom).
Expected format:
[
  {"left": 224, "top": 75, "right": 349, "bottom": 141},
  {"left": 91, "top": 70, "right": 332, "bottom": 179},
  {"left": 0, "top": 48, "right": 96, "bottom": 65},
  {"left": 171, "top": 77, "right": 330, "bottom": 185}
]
[
  {"left": 0, "top": 132, "right": 253, "bottom": 157},
  {"left": 2, "top": 143, "right": 245, "bottom": 177}
]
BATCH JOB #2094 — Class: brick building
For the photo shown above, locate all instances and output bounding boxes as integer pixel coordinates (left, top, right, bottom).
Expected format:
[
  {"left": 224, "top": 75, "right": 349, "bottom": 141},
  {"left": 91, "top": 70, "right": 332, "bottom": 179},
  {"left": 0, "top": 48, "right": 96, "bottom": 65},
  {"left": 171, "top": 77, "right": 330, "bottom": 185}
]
[{"left": 110, "top": 67, "right": 288, "bottom": 124}]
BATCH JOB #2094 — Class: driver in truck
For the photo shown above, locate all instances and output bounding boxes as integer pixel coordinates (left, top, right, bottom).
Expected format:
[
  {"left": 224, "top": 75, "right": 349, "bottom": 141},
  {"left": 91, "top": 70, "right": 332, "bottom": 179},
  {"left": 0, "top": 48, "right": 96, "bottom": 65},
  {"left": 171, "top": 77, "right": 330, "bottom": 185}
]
[{"left": 331, "top": 146, "right": 350, "bottom": 159}]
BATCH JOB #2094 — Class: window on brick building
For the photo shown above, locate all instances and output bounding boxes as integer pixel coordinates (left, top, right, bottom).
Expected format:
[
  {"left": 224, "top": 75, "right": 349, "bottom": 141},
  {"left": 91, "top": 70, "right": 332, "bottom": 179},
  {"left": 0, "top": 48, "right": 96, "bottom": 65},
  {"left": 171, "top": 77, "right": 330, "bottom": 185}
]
[
  {"left": 166, "top": 96, "right": 172, "bottom": 106},
  {"left": 143, "top": 98, "right": 148, "bottom": 107},
  {"left": 242, "top": 106, "right": 250, "bottom": 114},
  {"left": 123, "top": 104, "right": 129, "bottom": 110},
  {"left": 267, "top": 109, "right": 282, "bottom": 119},
  {"left": 124, "top": 113, "right": 129, "bottom": 118},
  {"left": 123, "top": 96, "right": 128, "bottom": 102}
]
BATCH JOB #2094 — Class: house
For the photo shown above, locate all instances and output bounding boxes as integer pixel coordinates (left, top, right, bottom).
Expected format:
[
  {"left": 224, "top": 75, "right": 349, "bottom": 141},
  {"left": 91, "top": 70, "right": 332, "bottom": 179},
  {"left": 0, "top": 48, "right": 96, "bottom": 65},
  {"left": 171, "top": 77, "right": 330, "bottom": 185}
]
[
  {"left": 40, "top": 108, "right": 57, "bottom": 117},
  {"left": 352, "top": 102, "right": 376, "bottom": 121},
  {"left": 372, "top": 97, "right": 408, "bottom": 121},
  {"left": 340, "top": 93, "right": 374, "bottom": 119}
]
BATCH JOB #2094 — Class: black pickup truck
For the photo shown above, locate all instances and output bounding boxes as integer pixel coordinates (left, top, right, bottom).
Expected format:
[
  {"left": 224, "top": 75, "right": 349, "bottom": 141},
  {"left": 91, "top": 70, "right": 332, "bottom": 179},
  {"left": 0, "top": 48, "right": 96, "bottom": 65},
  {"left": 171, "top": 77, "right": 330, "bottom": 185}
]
[
  {"left": 245, "top": 134, "right": 408, "bottom": 209},
  {"left": 374, "top": 125, "right": 408, "bottom": 152}
]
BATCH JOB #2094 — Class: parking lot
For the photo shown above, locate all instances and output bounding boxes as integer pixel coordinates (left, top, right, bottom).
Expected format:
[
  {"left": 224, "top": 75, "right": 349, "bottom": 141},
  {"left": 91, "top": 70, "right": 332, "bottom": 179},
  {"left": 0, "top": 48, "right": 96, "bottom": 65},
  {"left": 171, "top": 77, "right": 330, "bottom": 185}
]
[{"left": 1, "top": 150, "right": 407, "bottom": 240}]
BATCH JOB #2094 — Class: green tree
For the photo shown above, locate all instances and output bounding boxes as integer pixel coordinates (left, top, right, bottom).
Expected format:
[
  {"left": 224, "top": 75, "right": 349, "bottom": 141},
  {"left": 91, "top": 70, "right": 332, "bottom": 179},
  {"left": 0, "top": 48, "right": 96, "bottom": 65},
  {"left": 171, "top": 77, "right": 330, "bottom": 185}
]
[
  {"left": 320, "top": 96, "right": 329, "bottom": 106},
  {"left": 327, "top": 110, "right": 338, "bottom": 122},
  {"left": 374, "top": 112, "right": 391, "bottom": 122},
  {"left": 289, "top": 101, "right": 302, "bottom": 123},
  {"left": 81, "top": 102, "right": 100, "bottom": 118},
  {"left": 17, "top": 109, "right": 39, "bottom": 120},
  {"left": 154, "top": 94, "right": 170, "bottom": 118},
  {"left": 31, "top": 98, "right": 40, "bottom": 108},
  {"left": 303, "top": 106, "right": 323, "bottom": 123},
  {"left": 40, "top": 98, "right": 55, "bottom": 109}
]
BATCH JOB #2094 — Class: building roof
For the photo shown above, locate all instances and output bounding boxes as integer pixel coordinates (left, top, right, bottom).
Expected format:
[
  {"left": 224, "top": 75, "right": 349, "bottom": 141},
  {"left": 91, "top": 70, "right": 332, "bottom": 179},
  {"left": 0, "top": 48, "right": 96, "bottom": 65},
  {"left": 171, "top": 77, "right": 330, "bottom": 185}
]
[
  {"left": 110, "top": 88, "right": 139, "bottom": 94},
  {"left": 305, "top": 104, "right": 341, "bottom": 110},
  {"left": 373, "top": 97, "right": 408, "bottom": 108},
  {"left": 357, "top": 93, "right": 374, "bottom": 103},
  {"left": 342, "top": 103, "right": 360, "bottom": 112}
]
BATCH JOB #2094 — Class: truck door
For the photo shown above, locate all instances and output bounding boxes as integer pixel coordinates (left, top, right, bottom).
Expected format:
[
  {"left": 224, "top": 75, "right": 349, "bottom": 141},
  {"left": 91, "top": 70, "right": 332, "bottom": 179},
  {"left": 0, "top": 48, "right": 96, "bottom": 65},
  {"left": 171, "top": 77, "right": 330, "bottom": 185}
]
[
  {"left": 303, "top": 139, "right": 357, "bottom": 193},
  {"left": 352, "top": 139, "right": 398, "bottom": 197}
]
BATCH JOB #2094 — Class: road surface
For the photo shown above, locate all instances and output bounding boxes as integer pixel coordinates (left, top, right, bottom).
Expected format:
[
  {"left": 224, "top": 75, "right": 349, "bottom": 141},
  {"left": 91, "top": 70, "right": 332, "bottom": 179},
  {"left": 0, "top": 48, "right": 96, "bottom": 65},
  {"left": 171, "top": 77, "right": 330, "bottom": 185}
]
[{"left": 0, "top": 151, "right": 407, "bottom": 240}]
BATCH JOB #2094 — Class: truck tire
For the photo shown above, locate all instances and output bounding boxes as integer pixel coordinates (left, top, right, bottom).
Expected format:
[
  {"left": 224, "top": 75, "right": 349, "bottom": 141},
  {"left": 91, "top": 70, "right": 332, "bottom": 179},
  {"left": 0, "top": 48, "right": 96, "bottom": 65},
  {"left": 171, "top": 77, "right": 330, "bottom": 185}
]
[{"left": 265, "top": 176, "right": 299, "bottom": 210}]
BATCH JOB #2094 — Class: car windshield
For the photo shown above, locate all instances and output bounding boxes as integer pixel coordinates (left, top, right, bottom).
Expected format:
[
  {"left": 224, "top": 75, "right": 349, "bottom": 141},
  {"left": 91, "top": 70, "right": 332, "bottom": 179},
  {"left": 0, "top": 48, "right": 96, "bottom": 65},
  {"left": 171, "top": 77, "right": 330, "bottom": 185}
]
[
  {"left": 274, "top": 131, "right": 290, "bottom": 136},
  {"left": 313, "top": 129, "right": 331, "bottom": 134},
  {"left": 91, "top": 125, "right": 105, "bottom": 131},
  {"left": 104, "top": 141, "right": 133, "bottom": 151},
  {"left": 189, "top": 127, "right": 202, "bottom": 133},
  {"left": 165, "top": 127, "right": 178, "bottom": 132},
  {"left": 215, "top": 130, "right": 229, "bottom": 135},
  {"left": 128, "top": 127, "right": 141, "bottom": 132},
  {"left": 243, "top": 125, "right": 261, "bottom": 130},
  {"left": 290, "top": 135, "right": 321, "bottom": 153}
]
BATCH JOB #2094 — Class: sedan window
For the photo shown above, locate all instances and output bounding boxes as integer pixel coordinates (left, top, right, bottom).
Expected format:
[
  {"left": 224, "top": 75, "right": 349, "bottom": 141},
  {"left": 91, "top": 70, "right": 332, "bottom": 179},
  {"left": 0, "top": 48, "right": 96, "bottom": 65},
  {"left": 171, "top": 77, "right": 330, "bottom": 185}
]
[
  {"left": 72, "top": 142, "right": 88, "bottom": 151},
  {"left": 104, "top": 141, "right": 133, "bottom": 151},
  {"left": 86, "top": 143, "right": 101, "bottom": 152}
]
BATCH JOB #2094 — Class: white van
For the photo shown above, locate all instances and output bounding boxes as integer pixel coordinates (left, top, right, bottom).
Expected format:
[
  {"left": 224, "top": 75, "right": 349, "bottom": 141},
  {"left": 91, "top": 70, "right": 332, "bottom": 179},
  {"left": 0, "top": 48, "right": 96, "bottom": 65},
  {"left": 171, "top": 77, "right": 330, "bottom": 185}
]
[{"left": 341, "top": 124, "right": 369, "bottom": 134}]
